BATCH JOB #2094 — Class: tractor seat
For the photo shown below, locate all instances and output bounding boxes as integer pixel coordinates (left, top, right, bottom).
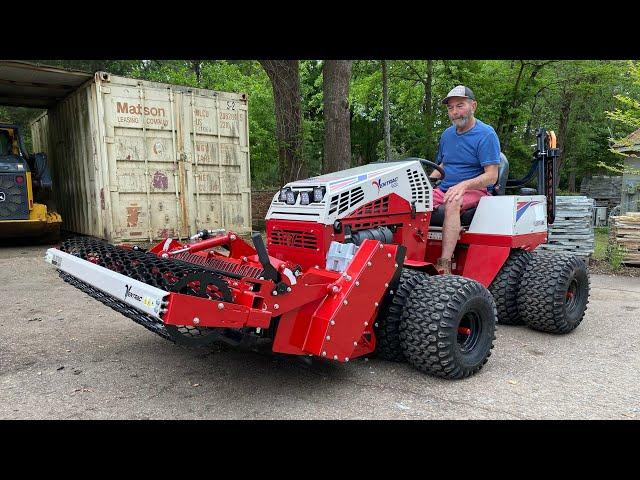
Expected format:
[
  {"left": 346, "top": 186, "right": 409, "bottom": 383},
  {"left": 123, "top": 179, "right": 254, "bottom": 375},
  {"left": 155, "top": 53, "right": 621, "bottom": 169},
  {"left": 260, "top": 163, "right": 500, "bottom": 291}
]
[{"left": 429, "top": 153, "right": 509, "bottom": 227}]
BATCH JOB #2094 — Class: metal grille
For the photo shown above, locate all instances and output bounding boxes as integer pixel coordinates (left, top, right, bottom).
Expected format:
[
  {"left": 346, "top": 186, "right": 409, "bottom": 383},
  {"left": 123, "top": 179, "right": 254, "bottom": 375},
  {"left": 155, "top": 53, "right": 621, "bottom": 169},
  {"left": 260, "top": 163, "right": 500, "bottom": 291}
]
[
  {"left": 407, "top": 168, "right": 429, "bottom": 205},
  {"left": 0, "top": 173, "right": 28, "bottom": 220},
  {"left": 329, "top": 186, "right": 365, "bottom": 215},
  {"left": 270, "top": 228, "right": 319, "bottom": 249},
  {"left": 353, "top": 196, "right": 389, "bottom": 216},
  {"left": 353, "top": 220, "right": 385, "bottom": 230}
]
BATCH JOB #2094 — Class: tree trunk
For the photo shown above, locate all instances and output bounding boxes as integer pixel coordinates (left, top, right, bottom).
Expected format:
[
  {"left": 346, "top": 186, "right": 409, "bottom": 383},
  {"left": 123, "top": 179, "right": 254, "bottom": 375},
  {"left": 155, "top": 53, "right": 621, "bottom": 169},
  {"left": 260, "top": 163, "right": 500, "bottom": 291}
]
[
  {"left": 259, "top": 60, "right": 306, "bottom": 184},
  {"left": 323, "top": 60, "right": 353, "bottom": 173},
  {"left": 499, "top": 62, "right": 550, "bottom": 151},
  {"left": 524, "top": 87, "right": 545, "bottom": 138},
  {"left": 191, "top": 60, "right": 202, "bottom": 85},
  {"left": 556, "top": 89, "right": 574, "bottom": 175},
  {"left": 382, "top": 60, "right": 391, "bottom": 161},
  {"left": 423, "top": 59, "right": 434, "bottom": 159},
  {"left": 496, "top": 61, "right": 525, "bottom": 147}
]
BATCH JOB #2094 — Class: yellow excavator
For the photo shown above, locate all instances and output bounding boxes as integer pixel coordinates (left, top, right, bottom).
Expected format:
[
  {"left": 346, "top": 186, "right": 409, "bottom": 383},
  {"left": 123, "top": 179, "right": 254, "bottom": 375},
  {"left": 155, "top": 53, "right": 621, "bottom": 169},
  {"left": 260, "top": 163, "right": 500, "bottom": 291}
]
[{"left": 0, "top": 122, "right": 61, "bottom": 241}]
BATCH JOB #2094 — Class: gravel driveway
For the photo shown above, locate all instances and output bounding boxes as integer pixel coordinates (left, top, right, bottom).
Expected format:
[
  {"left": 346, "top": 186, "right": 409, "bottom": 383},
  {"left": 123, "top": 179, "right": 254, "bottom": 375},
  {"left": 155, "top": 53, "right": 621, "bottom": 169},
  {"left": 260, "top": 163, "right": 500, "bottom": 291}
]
[{"left": 1, "top": 245, "right": 638, "bottom": 419}]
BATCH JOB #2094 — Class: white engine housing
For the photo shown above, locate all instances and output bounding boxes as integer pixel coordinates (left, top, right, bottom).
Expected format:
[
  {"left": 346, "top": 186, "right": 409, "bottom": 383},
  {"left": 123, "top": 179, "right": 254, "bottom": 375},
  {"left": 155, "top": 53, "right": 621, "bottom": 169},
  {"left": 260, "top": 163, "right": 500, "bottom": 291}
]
[
  {"left": 467, "top": 195, "right": 548, "bottom": 235},
  {"left": 265, "top": 161, "right": 433, "bottom": 225},
  {"left": 266, "top": 160, "right": 548, "bottom": 237}
]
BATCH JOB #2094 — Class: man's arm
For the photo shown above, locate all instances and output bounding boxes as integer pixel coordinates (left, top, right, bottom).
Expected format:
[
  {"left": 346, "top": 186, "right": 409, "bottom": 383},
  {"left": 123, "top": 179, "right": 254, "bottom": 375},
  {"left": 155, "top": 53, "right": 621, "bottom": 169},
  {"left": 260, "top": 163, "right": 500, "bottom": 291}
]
[
  {"left": 429, "top": 165, "right": 443, "bottom": 179},
  {"left": 443, "top": 164, "right": 499, "bottom": 204},
  {"left": 461, "top": 164, "right": 499, "bottom": 190}
]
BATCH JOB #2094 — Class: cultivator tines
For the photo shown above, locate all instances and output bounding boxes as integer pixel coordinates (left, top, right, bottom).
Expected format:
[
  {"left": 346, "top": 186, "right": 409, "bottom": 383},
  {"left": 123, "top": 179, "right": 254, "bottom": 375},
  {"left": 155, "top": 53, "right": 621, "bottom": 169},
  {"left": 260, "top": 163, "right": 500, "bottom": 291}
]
[
  {"left": 59, "top": 237, "right": 204, "bottom": 290},
  {"left": 173, "top": 252, "right": 264, "bottom": 280},
  {"left": 57, "top": 236, "right": 234, "bottom": 345}
]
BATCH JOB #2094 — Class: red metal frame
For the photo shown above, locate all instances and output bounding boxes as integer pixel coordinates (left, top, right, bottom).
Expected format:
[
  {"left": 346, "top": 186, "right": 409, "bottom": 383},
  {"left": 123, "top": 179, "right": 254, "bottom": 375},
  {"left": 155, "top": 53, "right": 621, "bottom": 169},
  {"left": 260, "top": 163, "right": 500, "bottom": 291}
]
[
  {"left": 284, "top": 240, "right": 400, "bottom": 360},
  {"left": 143, "top": 189, "right": 549, "bottom": 361},
  {"left": 424, "top": 231, "right": 547, "bottom": 287},
  {"left": 158, "top": 234, "right": 400, "bottom": 361}
]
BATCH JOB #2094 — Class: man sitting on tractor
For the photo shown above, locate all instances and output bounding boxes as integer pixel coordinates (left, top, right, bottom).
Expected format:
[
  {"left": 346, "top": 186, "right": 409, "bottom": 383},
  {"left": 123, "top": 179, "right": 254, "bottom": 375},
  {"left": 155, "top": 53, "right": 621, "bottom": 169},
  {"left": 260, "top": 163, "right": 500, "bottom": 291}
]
[{"left": 429, "top": 85, "right": 501, "bottom": 274}]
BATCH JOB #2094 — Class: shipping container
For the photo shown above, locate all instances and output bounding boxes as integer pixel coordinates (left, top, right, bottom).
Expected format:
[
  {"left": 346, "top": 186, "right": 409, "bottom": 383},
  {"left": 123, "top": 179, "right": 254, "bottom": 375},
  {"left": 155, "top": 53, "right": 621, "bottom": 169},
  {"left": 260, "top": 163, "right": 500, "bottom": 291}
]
[{"left": 30, "top": 70, "right": 252, "bottom": 243}]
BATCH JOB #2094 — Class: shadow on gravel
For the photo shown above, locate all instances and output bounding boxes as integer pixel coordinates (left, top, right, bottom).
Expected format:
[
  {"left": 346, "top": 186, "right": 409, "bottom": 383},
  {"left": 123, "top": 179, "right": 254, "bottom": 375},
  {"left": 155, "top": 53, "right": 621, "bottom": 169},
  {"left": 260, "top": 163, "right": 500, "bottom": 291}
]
[{"left": 117, "top": 333, "right": 377, "bottom": 397}]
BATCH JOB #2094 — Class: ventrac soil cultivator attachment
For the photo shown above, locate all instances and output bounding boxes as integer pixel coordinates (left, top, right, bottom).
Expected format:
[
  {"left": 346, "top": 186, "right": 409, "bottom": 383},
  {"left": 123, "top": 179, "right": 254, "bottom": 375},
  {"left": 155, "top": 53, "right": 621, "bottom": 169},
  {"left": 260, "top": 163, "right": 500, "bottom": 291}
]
[{"left": 45, "top": 128, "right": 589, "bottom": 379}]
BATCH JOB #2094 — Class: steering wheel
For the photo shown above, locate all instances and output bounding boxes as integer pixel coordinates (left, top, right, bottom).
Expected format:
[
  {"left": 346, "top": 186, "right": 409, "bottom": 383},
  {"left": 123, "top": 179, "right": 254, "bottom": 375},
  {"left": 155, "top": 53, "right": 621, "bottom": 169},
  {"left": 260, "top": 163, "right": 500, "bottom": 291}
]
[{"left": 400, "top": 157, "right": 445, "bottom": 185}]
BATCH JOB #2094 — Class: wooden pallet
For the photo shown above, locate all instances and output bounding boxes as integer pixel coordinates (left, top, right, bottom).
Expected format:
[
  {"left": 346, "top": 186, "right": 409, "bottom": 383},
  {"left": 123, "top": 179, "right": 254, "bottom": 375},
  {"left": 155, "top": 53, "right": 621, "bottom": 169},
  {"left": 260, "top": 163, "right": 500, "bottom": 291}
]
[{"left": 610, "top": 212, "right": 640, "bottom": 265}]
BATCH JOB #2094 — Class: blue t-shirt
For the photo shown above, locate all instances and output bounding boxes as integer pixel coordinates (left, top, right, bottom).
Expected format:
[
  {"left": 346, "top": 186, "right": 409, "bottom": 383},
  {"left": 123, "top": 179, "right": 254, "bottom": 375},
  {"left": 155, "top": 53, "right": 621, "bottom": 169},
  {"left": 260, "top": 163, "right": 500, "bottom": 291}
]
[{"left": 435, "top": 119, "right": 501, "bottom": 192}]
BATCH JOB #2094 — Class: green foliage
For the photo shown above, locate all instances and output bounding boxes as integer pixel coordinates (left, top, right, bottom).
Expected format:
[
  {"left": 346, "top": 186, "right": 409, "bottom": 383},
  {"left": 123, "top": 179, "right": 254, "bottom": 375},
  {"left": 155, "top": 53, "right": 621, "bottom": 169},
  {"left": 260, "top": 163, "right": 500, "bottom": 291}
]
[
  {"left": 299, "top": 60, "right": 325, "bottom": 178},
  {"left": 606, "top": 62, "right": 640, "bottom": 131},
  {"left": 1, "top": 59, "right": 637, "bottom": 192},
  {"left": 605, "top": 61, "right": 640, "bottom": 178},
  {"left": 594, "top": 227, "right": 628, "bottom": 270},
  {"left": 593, "top": 227, "right": 609, "bottom": 261},
  {"left": 350, "top": 61, "right": 384, "bottom": 164},
  {"left": 595, "top": 228, "right": 626, "bottom": 269},
  {"left": 607, "top": 239, "right": 627, "bottom": 271},
  {"left": 0, "top": 106, "right": 42, "bottom": 151}
]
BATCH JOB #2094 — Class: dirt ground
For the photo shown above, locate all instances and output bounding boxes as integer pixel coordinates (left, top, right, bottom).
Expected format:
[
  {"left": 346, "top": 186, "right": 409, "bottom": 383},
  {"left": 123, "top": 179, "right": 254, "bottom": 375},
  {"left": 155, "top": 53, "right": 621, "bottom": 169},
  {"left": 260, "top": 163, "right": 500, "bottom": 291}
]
[
  {"left": 1, "top": 243, "right": 639, "bottom": 420},
  {"left": 587, "top": 258, "right": 640, "bottom": 277}
]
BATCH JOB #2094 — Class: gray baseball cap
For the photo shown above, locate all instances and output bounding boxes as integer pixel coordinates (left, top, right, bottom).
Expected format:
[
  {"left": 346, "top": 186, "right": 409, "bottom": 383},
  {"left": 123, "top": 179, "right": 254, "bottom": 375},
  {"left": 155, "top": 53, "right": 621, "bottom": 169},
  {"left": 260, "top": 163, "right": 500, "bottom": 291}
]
[{"left": 441, "top": 85, "right": 475, "bottom": 104}]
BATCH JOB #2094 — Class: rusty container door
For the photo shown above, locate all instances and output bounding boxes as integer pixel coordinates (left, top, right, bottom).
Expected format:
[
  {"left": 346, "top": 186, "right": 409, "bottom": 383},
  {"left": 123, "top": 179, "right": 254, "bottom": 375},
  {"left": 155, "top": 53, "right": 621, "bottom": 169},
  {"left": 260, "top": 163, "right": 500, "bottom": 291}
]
[
  {"left": 30, "top": 84, "right": 103, "bottom": 238},
  {"left": 99, "top": 79, "right": 188, "bottom": 242},
  {"left": 180, "top": 90, "right": 251, "bottom": 235}
]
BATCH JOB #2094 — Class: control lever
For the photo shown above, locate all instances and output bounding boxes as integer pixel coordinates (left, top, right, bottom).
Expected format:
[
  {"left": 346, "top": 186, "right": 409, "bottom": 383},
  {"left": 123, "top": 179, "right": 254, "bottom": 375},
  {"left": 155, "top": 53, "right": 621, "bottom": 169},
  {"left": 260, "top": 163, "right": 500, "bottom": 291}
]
[{"left": 251, "top": 232, "right": 280, "bottom": 281}]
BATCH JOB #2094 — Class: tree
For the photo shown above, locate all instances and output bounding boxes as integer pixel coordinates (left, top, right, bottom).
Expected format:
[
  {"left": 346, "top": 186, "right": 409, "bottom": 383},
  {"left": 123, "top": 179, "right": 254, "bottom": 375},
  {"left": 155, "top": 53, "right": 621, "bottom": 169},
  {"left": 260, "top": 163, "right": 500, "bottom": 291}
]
[
  {"left": 322, "top": 60, "right": 353, "bottom": 173},
  {"left": 259, "top": 60, "right": 306, "bottom": 184},
  {"left": 350, "top": 61, "right": 384, "bottom": 164},
  {"left": 2, "top": 59, "right": 633, "bottom": 191},
  {"left": 492, "top": 61, "right": 555, "bottom": 151},
  {"left": 535, "top": 61, "right": 626, "bottom": 189},
  {"left": 393, "top": 60, "right": 436, "bottom": 159},
  {"left": 606, "top": 61, "right": 640, "bottom": 148},
  {"left": 191, "top": 60, "right": 203, "bottom": 85},
  {"left": 382, "top": 60, "right": 391, "bottom": 161}
]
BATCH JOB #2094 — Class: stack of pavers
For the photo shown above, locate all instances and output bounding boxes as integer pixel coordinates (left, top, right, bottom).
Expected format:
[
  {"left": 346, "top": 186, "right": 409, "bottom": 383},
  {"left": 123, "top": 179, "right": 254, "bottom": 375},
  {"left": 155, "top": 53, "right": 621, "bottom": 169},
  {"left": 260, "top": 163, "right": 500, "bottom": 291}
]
[
  {"left": 580, "top": 175, "right": 622, "bottom": 211},
  {"left": 580, "top": 175, "right": 622, "bottom": 212},
  {"left": 537, "top": 195, "right": 595, "bottom": 259},
  {"left": 610, "top": 212, "right": 640, "bottom": 265}
]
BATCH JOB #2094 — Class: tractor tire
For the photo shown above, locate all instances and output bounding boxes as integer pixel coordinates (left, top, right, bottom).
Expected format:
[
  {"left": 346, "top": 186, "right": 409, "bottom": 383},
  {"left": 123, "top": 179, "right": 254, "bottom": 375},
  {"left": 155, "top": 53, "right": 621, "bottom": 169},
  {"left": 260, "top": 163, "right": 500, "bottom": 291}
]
[
  {"left": 488, "top": 249, "right": 532, "bottom": 325},
  {"left": 374, "top": 268, "right": 427, "bottom": 362},
  {"left": 400, "top": 275, "right": 497, "bottom": 379},
  {"left": 517, "top": 251, "right": 590, "bottom": 334}
]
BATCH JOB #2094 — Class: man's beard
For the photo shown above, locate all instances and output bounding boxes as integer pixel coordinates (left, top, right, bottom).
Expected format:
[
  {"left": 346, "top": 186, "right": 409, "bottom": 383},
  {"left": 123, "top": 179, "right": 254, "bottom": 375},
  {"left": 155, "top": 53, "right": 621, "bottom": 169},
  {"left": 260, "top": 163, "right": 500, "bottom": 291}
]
[{"left": 451, "top": 114, "right": 471, "bottom": 129}]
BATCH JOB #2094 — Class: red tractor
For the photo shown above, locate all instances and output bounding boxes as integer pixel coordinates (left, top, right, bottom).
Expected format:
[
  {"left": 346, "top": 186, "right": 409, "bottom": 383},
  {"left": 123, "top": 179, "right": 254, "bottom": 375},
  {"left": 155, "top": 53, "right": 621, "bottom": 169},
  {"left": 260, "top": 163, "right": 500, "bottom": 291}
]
[{"left": 45, "top": 128, "right": 589, "bottom": 379}]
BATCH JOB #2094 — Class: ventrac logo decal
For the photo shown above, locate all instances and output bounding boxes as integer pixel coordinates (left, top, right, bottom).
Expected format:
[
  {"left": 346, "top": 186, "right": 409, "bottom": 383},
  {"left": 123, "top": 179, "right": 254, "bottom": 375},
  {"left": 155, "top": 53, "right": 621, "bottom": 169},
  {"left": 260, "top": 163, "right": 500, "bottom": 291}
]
[
  {"left": 516, "top": 201, "right": 542, "bottom": 222},
  {"left": 125, "top": 284, "right": 143, "bottom": 302},
  {"left": 283, "top": 232, "right": 299, "bottom": 246},
  {"left": 372, "top": 176, "right": 398, "bottom": 192},
  {"left": 0, "top": 191, "right": 5, "bottom": 202}
]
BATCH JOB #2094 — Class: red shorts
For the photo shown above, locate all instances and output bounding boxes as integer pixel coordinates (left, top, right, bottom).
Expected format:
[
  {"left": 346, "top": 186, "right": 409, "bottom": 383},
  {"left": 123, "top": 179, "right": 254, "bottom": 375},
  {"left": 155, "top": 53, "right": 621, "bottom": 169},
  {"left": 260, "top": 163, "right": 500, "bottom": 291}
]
[{"left": 433, "top": 187, "right": 490, "bottom": 212}]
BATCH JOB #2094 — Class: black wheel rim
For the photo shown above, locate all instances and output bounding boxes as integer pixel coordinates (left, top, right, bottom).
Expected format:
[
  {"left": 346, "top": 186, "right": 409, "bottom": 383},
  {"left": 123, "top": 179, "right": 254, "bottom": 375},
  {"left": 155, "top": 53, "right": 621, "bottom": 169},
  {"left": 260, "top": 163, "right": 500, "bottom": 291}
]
[
  {"left": 565, "top": 276, "right": 584, "bottom": 315},
  {"left": 457, "top": 311, "right": 482, "bottom": 353}
]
